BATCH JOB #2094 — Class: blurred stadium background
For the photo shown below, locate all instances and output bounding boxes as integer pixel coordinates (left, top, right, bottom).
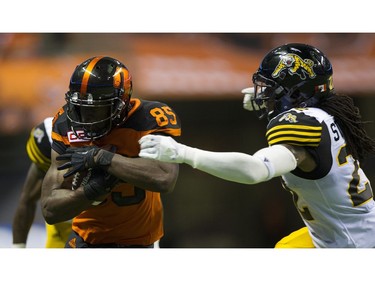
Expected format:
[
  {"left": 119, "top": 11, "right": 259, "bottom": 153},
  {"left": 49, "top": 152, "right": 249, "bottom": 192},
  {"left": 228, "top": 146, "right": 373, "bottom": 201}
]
[{"left": 1, "top": 33, "right": 375, "bottom": 248}]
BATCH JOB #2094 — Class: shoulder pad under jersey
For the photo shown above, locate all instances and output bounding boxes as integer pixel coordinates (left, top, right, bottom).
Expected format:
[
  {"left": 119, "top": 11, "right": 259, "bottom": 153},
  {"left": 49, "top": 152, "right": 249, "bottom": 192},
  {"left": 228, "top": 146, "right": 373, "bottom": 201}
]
[{"left": 124, "top": 99, "right": 181, "bottom": 136}]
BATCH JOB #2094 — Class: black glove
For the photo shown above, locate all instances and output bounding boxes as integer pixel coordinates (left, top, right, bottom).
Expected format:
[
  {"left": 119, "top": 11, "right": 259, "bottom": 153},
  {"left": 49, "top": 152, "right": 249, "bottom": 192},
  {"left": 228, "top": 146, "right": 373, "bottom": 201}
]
[
  {"left": 83, "top": 168, "right": 119, "bottom": 201},
  {"left": 57, "top": 146, "right": 115, "bottom": 178}
]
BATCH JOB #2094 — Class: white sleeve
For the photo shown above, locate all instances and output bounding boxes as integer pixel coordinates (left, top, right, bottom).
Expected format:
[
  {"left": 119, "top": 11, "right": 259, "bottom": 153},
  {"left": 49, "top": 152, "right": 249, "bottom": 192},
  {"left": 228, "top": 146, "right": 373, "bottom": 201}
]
[
  {"left": 182, "top": 144, "right": 297, "bottom": 184},
  {"left": 138, "top": 135, "right": 297, "bottom": 185}
]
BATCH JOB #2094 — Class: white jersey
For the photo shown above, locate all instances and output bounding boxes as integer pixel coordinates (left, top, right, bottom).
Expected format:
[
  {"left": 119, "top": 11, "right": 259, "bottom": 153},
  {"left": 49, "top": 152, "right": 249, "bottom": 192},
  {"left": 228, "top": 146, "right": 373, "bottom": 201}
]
[
  {"left": 266, "top": 107, "right": 375, "bottom": 248},
  {"left": 43, "top": 117, "right": 53, "bottom": 145}
]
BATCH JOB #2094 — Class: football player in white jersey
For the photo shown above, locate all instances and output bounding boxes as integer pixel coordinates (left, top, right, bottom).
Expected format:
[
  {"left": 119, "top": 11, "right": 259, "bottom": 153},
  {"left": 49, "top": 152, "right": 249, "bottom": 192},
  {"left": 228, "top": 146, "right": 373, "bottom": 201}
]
[{"left": 138, "top": 43, "right": 375, "bottom": 248}]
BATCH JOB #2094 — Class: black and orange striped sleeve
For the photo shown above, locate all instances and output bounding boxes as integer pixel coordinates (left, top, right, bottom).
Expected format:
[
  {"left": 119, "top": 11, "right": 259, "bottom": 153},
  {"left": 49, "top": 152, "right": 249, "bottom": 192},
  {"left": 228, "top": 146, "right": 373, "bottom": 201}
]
[{"left": 51, "top": 106, "right": 71, "bottom": 155}]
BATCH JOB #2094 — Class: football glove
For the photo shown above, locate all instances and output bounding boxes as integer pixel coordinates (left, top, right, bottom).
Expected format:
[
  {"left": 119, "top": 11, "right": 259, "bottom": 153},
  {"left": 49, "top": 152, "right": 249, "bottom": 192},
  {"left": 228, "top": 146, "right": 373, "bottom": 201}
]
[
  {"left": 83, "top": 168, "right": 119, "bottom": 201},
  {"left": 57, "top": 146, "right": 115, "bottom": 178},
  {"left": 242, "top": 87, "right": 256, "bottom": 112},
  {"left": 138, "top": 135, "right": 186, "bottom": 163}
]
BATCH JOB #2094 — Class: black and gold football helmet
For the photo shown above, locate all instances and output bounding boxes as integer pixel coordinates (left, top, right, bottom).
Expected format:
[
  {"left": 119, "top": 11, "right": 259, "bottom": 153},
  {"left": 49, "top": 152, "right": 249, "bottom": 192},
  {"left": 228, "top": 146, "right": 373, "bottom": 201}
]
[{"left": 249, "top": 43, "right": 334, "bottom": 120}]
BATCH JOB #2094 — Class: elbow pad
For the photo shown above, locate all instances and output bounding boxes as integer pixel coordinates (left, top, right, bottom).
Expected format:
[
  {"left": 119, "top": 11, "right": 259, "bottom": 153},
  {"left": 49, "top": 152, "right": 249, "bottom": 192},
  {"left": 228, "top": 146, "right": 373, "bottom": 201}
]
[{"left": 253, "top": 145, "right": 297, "bottom": 180}]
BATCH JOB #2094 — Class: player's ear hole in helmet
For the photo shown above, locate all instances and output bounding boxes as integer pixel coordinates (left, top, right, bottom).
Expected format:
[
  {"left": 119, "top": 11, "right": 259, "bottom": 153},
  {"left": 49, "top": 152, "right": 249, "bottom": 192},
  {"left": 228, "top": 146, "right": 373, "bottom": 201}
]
[
  {"left": 65, "top": 56, "right": 133, "bottom": 140},
  {"left": 250, "top": 43, "right": 334, "bottom": 120}
]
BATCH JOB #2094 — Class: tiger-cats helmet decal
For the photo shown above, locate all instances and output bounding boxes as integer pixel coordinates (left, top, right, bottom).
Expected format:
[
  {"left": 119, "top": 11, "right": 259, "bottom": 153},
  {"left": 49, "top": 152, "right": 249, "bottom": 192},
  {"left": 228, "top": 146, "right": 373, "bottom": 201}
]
[{"left": 272, "top": 53, "right": 316, "bottom": 80}]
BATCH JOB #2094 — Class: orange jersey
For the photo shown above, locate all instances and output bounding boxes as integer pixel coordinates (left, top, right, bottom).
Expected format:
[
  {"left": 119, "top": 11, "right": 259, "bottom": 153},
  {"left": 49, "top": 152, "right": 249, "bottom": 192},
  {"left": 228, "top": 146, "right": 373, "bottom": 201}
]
[{"left": 51, "top": 98, "right": 181, "bottom": 245}]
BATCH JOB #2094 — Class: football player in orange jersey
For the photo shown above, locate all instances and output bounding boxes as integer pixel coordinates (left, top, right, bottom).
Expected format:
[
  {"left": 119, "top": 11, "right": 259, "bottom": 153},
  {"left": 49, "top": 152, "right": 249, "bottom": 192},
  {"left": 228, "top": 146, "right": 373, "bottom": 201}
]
[
  {"left": 12, "top": 117, "right": 72, "bottom": 248},
  {"left": 41, "top": 56, "right": 181, "bottom": 248}
]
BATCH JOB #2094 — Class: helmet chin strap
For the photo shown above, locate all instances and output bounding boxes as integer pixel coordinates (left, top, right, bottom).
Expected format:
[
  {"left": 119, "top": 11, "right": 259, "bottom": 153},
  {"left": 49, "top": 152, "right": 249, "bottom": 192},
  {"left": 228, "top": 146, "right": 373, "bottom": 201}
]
[
  {"left": 267, "top": 110, "right": 276, "bottom": 120},
  {"left": 298, "top": 95, "right": 320, "bottom": 108}
]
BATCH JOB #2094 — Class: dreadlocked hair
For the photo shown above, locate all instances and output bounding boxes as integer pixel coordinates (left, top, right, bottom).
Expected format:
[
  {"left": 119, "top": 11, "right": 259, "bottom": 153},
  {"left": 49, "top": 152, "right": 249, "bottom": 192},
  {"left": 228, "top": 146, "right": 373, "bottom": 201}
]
[{"left": 318, "top": 93, "right": 375, "bottom": 162}]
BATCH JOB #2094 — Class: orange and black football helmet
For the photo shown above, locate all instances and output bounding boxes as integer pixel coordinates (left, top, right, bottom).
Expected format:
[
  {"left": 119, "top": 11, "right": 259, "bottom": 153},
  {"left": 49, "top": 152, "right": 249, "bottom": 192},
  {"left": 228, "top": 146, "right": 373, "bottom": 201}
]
[
  {"left": 250, "top": 43, "right": 334, "bottom": 120},
  {"left": 65, "top": 56, "right": 132, "bottom": 140}
]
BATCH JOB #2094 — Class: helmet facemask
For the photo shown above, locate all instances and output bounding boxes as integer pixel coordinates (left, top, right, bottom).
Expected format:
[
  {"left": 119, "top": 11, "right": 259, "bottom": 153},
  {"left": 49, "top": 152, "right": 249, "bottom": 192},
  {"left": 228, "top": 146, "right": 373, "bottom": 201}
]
[
  {"left": 66, "top": 90, "right": 127, "bottom": 140},
  {"left": 252, "top": 72, "right": 286, "bottom": 120}
]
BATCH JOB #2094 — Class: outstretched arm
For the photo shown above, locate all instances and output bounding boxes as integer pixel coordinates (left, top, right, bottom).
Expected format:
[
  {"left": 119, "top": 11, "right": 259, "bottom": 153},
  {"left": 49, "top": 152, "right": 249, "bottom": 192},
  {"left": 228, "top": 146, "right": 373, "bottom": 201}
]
[
  {"left": 139, "top": 135, "right": 300, "bottom": 184},
  {"left": 12, "top": 163, "right": 44, "bottom": 247}
]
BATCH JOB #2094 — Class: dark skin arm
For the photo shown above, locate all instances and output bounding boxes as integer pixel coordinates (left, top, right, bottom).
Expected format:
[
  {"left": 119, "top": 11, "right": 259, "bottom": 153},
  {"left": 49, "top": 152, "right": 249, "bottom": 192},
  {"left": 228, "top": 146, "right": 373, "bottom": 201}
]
[
  {"left": 41, "top": 148, "right": 179, "bottom": 224},
  {"left": 12, "top": 163, "right": 44, "bottom": 245}
]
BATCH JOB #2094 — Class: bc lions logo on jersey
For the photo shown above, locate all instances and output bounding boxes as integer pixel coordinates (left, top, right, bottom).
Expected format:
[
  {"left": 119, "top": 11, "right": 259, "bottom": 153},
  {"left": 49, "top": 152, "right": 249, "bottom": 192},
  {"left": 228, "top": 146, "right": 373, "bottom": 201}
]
[
  {"left": 272, "top": 54, "right": 316, "bottom": 80},
  {"left": 279, "top": 113, "right": 298, "bottom": 123}
]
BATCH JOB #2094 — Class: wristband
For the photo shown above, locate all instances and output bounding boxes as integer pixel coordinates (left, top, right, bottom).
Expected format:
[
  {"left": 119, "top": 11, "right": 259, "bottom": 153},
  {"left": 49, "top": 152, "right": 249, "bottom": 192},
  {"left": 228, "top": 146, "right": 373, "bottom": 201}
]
[{"left": 96, "top": 149, "right": 115, "bottom": 170}]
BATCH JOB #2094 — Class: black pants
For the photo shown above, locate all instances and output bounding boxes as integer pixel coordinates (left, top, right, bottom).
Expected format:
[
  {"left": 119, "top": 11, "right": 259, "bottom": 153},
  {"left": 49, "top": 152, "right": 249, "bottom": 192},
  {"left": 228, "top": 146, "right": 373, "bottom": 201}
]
[{"left": 65, "top": 231, "right": 154, "bottom": 248}]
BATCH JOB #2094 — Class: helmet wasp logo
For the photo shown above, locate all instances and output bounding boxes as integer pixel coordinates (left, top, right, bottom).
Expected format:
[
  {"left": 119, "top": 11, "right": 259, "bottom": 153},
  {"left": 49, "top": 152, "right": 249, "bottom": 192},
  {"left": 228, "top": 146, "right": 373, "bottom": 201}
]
[{"left": 272, "top": 54, "right": 316, "bottom": 80}]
